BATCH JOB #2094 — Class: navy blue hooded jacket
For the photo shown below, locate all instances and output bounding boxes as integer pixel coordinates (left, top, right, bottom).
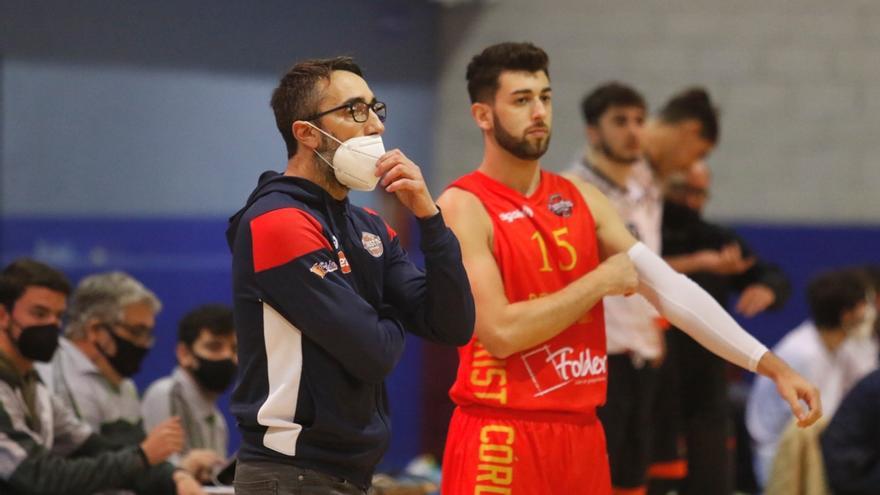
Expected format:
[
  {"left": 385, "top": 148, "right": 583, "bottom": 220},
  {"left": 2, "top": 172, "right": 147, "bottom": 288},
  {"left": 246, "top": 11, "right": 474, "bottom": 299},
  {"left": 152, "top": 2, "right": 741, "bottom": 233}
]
[{"left": 226, "top": 171, "right": 474, "bottom": 488}]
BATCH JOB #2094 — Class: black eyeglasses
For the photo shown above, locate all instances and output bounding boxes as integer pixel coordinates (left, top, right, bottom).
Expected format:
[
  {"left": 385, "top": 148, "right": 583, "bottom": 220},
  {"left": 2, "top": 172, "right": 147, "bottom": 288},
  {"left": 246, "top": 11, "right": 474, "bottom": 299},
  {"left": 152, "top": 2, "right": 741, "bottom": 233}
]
[{"left": 305, "top": 100, "right": 387, "bottom": 123}]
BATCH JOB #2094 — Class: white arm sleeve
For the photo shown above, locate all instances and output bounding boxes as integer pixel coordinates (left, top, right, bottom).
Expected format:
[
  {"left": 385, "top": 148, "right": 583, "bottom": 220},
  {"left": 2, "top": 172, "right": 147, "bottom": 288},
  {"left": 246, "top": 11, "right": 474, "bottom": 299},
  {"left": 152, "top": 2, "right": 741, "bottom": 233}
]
[{"left": 628, "top": 242, "right": 769, "bottom": 371}]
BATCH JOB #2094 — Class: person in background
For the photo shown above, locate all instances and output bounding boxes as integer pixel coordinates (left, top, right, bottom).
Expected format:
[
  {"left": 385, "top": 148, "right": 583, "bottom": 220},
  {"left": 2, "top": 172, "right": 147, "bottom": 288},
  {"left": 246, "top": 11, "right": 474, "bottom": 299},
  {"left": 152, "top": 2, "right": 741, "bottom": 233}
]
[
  {"left": 37, "top": 271, "right": 218, "bottom": 483},
  {"left": 0, "top": 258, "right": 203, "bottom": 494},
  {"left": 648, "top": 160, "right": 791, "bottom": 495},
  {"left": 142, "top": 304, "right": 236, "bottom": 481},
  {"left": 747, "top": 268, "right": 874, "bottom": 487}
]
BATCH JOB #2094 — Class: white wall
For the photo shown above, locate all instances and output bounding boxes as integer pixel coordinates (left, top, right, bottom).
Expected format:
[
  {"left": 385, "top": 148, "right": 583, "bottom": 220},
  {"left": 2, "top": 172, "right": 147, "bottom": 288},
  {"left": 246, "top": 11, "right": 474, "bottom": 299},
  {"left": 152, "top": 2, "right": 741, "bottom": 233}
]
[{"left": 433, "top": 0, "right": 880, "bottom": 223}]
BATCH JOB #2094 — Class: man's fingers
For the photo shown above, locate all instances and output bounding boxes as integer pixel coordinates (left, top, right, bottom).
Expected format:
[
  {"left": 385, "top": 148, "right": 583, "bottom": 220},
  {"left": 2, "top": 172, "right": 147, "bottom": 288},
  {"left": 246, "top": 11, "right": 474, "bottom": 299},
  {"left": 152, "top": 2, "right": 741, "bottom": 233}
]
[
  {"left": 386, "top": 178, "right": 420, "bottom": 193},
  {"left": 799, "top": 387, "right": 823, "bottom": 426}
]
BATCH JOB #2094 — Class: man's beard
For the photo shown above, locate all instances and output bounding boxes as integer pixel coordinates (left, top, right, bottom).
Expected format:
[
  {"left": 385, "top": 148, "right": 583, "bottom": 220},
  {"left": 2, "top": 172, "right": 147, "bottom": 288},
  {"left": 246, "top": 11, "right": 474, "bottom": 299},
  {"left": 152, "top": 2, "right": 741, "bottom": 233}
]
[
  {"left": 493, "top": 115, "right": 550, "bottom": 161},
  {"left": 598, "top": 139, "right": 640, "bottom": 165},
  {"left": 314, "top": 133, "right": 346, "bottom": 189}
]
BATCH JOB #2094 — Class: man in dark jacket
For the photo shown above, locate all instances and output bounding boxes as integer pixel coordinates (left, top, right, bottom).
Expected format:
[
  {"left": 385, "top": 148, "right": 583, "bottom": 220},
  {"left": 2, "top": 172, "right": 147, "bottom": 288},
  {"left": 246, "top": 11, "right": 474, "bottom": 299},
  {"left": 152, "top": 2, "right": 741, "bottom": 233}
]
[
  {"left": 821, "top": 368, "right": 880, "bottom": 495},
  {"left": 0, "top": 258, "right": 202, "bottom": 495},
  {"left": 649, "top": 161, "right": 791, "bottom": 495},
  {"left": 227, "top": 57, "right": 475, "bottom": 495}
]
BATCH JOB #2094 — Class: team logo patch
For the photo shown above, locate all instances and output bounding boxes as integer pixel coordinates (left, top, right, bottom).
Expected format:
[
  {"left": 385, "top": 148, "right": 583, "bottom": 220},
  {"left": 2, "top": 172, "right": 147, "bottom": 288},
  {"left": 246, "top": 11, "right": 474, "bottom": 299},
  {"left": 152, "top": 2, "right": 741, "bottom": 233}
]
[
  {"left": 337, "top": 250, "right": 352, "bottom": 273},
  {"left": 309, "top": 260, "right": 339, "bottom": 279},
  {"left": 547, "top": 194, "right": 574, "bottom": 217},
  {"left": 361, "top": 232, "right": 384, "bottom": 258}
]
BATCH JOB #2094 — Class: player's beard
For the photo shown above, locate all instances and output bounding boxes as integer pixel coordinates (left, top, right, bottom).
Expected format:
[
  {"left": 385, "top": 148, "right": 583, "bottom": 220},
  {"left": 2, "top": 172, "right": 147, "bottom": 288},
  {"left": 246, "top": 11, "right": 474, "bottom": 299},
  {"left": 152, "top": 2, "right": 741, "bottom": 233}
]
[
  {"left": 313, "top": 132, "right": 347, "bottom": 190},
  {"left": 493, "top": 114, "right": 550, "bottom": 161},
  {"left": 597, "top": 137, "right": 640, "bottom": 165}
]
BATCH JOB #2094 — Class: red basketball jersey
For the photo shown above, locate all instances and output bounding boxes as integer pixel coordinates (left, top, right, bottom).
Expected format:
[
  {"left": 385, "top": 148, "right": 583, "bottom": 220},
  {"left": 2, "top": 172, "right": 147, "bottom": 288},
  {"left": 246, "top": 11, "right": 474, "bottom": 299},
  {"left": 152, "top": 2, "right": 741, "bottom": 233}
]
[{"left": 448, "top": 170, "right": 607, "bottom": 414}]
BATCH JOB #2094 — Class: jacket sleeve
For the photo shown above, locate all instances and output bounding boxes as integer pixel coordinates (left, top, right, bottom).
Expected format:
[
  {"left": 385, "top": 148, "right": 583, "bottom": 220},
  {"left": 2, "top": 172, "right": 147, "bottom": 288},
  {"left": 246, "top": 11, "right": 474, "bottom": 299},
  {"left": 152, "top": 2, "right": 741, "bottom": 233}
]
[
  {"left": 2, "top": 433, "right": 155, "bottom": 495},
  {"left": 821, "top": 371, "right": 880, "bottom": 495},
  {"left": 728, "top": 232, "right": 792, "bottom": 310},
  {"left": 249, "top": 207, "right": 406, "bottom": 384},
  {"left": 380, "top": 211, "right": 475, "bottom": 346}
]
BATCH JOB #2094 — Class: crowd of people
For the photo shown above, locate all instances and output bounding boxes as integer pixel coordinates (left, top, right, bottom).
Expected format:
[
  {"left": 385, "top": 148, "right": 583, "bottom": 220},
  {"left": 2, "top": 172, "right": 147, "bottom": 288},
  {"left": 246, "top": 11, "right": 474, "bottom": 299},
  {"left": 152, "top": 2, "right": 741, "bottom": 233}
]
[{"left": 1, "top": 40, "right": 877, "bottom": 495}]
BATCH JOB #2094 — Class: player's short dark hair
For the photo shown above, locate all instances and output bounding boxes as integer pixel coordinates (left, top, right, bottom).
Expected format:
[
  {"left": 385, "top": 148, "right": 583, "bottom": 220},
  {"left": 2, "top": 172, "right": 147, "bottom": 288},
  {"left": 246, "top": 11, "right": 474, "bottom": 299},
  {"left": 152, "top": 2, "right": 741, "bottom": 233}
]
[
  {"left": 0, "top": 259, "right": 71, "bottom": 311},
  {"left": 807, "top": 269, "right": 868, "bottom": 329},
  {"left": 271, "top": 57, "right": 364, "bottom": 158},
  {"left": 178, "top": 304, "right": 234, "bottom": 347},
  {"left": 466, "top": 42, "right": 549, "bottom": 104},
  {"left": 658, "top": 87, "right": 720, "bottom": 144},
  {"left": 580, "top": 82, "right": 646, "bottom": 126}
]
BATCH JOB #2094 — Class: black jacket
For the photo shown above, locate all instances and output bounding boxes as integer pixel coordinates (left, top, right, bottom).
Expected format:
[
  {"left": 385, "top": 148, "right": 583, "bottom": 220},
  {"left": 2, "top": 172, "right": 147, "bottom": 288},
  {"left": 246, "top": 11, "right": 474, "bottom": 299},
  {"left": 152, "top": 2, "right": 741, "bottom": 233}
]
[
  {"left": 821, "top": 369, "right": 880, "bottom": 495},
  {"left": 227, "top": 171, "right": 474, "bottom": 488}
]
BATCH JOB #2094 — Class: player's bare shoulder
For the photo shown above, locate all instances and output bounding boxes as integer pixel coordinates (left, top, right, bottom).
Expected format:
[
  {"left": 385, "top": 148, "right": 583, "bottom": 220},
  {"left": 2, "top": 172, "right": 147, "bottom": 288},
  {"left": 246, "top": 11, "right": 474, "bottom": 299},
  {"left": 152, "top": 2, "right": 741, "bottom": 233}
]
[{"left": 437, "top": 187, "right": 493, "bottom": 248}]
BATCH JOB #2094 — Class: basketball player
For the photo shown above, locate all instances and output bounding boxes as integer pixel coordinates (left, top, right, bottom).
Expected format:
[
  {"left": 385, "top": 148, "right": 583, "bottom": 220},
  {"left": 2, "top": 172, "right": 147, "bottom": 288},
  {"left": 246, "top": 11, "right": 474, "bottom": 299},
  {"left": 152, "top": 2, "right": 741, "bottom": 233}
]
[{"left": 438, "top": 42, "right": 820, "bottom": 495}]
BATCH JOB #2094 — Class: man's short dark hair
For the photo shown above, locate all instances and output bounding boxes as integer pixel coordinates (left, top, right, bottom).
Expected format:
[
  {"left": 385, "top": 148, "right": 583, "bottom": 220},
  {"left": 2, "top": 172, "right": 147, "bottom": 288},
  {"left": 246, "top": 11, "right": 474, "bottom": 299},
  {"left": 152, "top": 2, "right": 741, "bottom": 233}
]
[
  {"left": 807, "top": 269, "right": 867, "bottom": 329},
  {"left": 270, "top": 57, "right": 363, "bottom": 159},
  {"left": 0, "top": 259, "right": 71, "bottom": 310},
  {"left": 658, "top": 87, "right": 720, "bottom": 144},
  {"left": 466, "top": 42, "right": 549, "bottom": 104},
  {"left": 178, "top": 304, "right": 234, "bottom": 347},
  {"left": 580, "top": 82, "right": 646, "bottom": 126}
]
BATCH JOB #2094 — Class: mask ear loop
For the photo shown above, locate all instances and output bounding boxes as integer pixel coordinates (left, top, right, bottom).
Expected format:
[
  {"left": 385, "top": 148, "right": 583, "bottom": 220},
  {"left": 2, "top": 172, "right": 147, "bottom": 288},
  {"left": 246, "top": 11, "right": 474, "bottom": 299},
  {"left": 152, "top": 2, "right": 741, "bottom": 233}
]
[{"left": 302, "top": 121, "right": 343, "bottom": 171}]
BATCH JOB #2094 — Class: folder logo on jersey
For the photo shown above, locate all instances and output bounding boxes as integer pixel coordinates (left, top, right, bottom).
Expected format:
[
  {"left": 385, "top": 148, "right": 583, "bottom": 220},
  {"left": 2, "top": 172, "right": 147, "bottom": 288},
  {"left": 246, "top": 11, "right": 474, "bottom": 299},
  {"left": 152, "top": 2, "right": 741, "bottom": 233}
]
[{"left": 521, "top": 345, "right": 607, "bottom": 396}]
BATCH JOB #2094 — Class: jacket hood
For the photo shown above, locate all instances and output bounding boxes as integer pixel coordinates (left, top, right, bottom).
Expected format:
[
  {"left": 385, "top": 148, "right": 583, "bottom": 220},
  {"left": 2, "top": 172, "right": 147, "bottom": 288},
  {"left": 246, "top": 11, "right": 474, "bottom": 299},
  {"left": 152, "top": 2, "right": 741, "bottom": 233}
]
[{"left": 226, "top": 171, "right": 348, "bottom": 250}]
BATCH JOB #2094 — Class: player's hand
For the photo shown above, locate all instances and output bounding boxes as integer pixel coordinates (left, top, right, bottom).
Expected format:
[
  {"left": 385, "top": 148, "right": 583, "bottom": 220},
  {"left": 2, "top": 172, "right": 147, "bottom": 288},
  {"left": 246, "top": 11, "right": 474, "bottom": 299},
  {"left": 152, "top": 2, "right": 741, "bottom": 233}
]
[
  {"left": 375, "top": 149, "right": 439, "bottom": 219},
  {"left": 757, "top": 352, "right": 822, "bottom": 428},
  {"left": 736, "top": 284, "right": 776, "bottom": 317},
  {"left": 139, "top": 417, "right": 184, "bottom": 465},
  {"left": 173, "top": 470, "right": 207, "bottom": 495},
  {"left": 180, "top": 448, "right": 223, "bottom": 483},
  {"left": 598, "top": 252, "right": 639, "bottom": 297}
]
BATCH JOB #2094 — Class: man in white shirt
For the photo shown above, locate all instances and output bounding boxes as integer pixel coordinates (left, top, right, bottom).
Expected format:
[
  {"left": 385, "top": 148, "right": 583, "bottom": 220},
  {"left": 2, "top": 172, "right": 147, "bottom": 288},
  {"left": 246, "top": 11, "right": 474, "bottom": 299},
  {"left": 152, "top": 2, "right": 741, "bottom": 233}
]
[
  {"left": 565, "top": 83, "right": 723, "bottom": 493},
  {"left": 747, "top": 268, "right": 876, "bottom": 487}
]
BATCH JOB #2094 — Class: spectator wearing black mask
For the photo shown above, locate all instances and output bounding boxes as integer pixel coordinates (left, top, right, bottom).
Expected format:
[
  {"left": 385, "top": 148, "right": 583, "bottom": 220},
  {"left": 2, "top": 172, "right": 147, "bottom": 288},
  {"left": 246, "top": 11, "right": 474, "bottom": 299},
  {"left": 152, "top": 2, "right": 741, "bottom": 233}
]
[
  {"left": 0, "top": 259, "right": 203, "bottom": 495},
  {"left": 142, "top": 304, "right": 236, "bottom": 481}
]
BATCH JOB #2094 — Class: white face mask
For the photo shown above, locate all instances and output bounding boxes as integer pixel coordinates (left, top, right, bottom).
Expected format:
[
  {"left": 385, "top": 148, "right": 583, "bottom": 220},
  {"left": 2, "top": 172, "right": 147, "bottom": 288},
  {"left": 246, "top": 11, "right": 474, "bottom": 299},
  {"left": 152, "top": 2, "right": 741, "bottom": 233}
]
[
  {"left": 307, "top": 122, "right": 385, "bottom": 191},
  {"left": 851, "top": 301, "right": 878, "bottom": 339}
]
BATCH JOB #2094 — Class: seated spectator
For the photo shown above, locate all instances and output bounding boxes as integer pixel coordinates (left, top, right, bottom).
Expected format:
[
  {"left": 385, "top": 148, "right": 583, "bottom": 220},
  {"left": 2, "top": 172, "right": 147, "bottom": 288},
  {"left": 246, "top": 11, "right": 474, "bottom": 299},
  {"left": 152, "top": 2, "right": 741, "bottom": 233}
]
[
  {"left": 37, "top": 271, "right": 159, "bottom": 444},
  {"left": 821, "top": 368, "right": 880, "bottom": 495},
  {"left": 142, "top": 304, "right": 235, "bottom": 479},
  {"left": 0, "top": 259, "right": 203, "bottom": 494},
  {"left": 36, "top": 270, "right": 218, "bottom": 485},
  {"left": 747, "top": 268, "right": 874, "bottom": 487}
]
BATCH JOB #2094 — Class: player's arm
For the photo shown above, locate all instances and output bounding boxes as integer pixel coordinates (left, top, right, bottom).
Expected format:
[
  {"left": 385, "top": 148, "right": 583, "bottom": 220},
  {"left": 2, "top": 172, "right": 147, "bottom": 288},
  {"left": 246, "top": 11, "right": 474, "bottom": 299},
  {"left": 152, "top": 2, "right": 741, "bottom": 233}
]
[
  {"left": 436, "top": 187, "right": 636, "bottom": 359},
  {"left": 568, "top": 175, "right": 822, "bottom": 427}
]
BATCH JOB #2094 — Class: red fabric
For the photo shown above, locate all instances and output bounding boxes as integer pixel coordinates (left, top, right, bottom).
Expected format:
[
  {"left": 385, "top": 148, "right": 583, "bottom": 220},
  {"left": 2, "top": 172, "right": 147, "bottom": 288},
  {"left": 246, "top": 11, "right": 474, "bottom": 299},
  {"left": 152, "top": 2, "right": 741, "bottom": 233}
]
[
  {"left": 447, "top": 170, "right": 607, "bottom": 414},
  {"left": 250, "top": 208, "right": 330, "bottom": 272},
  {"left": 441, "top": 406, "right": 611, "bottom": 494}
]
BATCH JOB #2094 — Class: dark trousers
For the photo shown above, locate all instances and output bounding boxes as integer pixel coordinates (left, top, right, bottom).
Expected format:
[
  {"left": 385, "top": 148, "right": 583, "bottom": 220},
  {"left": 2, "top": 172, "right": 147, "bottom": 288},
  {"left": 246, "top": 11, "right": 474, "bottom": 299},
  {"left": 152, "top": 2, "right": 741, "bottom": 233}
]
[
  {"left": 649, "top": 330, "right": 733, "bottom": 495},
  {"left": 234, "top": 460, "right": 367, "bottom": 495},
  {"left": 598, "top": 353, "right": 660, "bottom": 489}
]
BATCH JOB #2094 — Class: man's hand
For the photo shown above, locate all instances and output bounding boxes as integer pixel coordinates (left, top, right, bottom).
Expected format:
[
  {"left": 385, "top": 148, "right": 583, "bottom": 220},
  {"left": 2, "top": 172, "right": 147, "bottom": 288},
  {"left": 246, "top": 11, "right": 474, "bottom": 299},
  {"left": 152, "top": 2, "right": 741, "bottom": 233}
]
[
  {"left": 696, "top": 244, "right": 756, "bottom": 275},
  {"left": 597, "top": 252, "right": 639, "bottom": 297},
  {"left": 736, "top": 284, "right": 776, "bottom": 317},
  {"left": 139, "top": 417, "right": 184, "bottom": 465},
  {"left": 375, "top": 149, "right": 439, "bottom": 218},
  {"left": 757, "top": 352, "right": 822, "bottom": 428},
  {"left": 180, "top": 449, "right": 223, "bottom": 483},
  {"left": 172, "top": 470, "right": 207, "bottom": 495}
]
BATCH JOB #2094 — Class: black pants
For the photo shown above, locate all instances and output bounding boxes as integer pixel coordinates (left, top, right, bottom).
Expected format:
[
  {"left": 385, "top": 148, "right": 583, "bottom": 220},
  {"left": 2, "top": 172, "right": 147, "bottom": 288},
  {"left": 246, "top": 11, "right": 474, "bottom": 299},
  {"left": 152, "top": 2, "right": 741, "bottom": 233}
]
[
  {"left": 234, "top": 460, "right": 367, "bottom": 495},
  {"left": 598, "top": 353, "right": 660, "bottom": 490},
  {"left": 650, "top": 330, "right": 732, "bottom": 495}
]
